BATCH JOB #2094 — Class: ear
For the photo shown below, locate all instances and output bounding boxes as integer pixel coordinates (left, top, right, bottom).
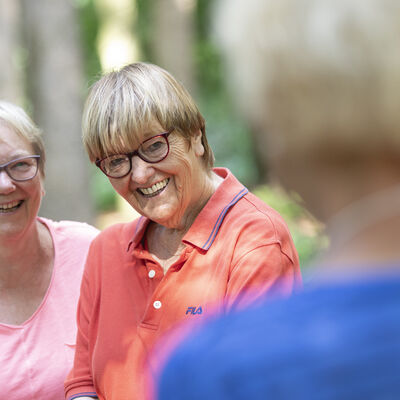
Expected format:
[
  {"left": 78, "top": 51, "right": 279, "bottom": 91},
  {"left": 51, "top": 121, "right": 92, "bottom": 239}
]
[
  {"left": 191, "top": 130, "right": 205, "bottom": 157},
  {"left": 40, "top": 179, "right": 46, "bottom": 197},
  {"left": 39, "top": 173, "right": 46, "bottom": 196}
]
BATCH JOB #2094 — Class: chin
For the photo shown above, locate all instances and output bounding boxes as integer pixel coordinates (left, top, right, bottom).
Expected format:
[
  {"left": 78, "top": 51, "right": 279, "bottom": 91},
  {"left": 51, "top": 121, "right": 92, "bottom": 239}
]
[
  {"left": 0, "top": 223, "right": 27, "bottom": 239},
  {"left": 150, "top": 216, "right": 173, "bottom": 227},
  {"left": 145, "top": 204, "right": 179, "bottom": 224},
  {"left": 152, "top": 213, "right": 180, "bottom": 228}
]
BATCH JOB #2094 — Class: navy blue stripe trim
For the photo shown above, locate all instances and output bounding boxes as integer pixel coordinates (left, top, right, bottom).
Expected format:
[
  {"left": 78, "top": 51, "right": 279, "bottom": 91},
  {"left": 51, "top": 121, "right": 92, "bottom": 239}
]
[
  {"left": 201, "top": 188, "right": 248, "bottom": 250},
  {"left": 68, "top": 392, "right": 98, "bottom": 399}
]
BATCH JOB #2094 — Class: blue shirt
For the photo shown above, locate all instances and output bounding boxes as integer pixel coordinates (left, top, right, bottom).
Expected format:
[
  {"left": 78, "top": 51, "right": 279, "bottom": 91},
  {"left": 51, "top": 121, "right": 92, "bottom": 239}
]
[{"left": 158, "top": 274, "right": 400, "bottom": 400}]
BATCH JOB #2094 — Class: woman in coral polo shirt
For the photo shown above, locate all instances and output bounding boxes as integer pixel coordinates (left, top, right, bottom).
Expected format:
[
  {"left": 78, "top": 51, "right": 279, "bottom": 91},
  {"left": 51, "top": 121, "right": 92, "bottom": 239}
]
[{"left": 65, "top": 62, "right": 302, "bottom": 400}]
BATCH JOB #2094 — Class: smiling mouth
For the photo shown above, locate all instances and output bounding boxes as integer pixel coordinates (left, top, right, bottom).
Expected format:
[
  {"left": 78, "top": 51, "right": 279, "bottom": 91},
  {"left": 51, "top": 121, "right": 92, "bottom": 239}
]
[
  {"left": 138, "top": 178, "right": 169, "bottom": 198},
  {"left": 0, "top": 200, "right": 23, "bottom": 213}
]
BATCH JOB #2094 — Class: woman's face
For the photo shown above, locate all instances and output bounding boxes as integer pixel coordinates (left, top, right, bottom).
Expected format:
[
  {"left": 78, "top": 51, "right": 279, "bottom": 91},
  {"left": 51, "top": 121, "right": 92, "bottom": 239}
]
[
  {"left": 108, "top": 121, "right": 210, "bottom": 230},
  {"left": 0, "top": 123, "right": 43, "bottom": 239}
]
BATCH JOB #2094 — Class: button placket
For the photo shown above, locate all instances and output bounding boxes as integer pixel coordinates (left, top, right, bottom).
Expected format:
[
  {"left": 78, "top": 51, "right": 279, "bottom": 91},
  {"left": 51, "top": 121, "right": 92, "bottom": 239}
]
[{"left": 141, "top": 246, "right": 193, "bottom": 327}]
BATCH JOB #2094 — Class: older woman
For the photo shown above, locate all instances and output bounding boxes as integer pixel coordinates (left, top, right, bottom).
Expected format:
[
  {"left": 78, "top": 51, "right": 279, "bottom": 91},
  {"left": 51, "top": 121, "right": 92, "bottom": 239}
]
[
  {"left": 0, "top": 101, "right": 99, "bottom": 399},
  {"left": 65, "top": 62, "right": 301, "bottom": 400}
]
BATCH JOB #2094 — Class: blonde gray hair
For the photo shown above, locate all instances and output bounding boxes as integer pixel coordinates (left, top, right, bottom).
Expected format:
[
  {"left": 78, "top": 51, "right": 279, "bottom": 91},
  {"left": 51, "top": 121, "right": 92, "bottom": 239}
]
[
  {"left": 215, "top": 0, "right": 400, "bottom": 160},
  {"left": 82, "top": 62, "right": 214, "bottom": 169},
  {"left": 0, "top": 101, "right": 45, "bottom": 175}
]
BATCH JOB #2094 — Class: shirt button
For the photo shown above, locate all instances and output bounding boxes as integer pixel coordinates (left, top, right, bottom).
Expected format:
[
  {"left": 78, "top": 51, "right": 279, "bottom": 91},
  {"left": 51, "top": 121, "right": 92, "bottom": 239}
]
[
  {"left": 148, "top": 269, "right": 156, "bottom": 278},
  {"left": 153, "top": 300, "right": 162, "bottom": 309}
]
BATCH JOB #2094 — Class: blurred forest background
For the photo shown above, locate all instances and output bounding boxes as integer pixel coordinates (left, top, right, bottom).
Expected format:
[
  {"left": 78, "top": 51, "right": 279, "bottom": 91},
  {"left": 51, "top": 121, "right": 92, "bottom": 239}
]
[{"left": 0, "top": 0, "right": 326, "bottom": 267}]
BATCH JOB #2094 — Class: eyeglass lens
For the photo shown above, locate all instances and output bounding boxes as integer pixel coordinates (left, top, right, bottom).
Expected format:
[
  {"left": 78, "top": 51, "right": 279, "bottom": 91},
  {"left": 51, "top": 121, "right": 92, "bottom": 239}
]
[
  {"left": 100, "top": 134, "right": 169, "bottom": 178},
  {"left": 0, "top": 156, "right": 40, "bottom": 181}
]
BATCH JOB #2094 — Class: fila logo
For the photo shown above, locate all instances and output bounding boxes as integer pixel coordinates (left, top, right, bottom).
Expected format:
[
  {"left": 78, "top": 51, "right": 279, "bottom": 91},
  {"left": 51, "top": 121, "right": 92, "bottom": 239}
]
[{"left": 186, "top": 306, "right": 203, "bottom": 315}]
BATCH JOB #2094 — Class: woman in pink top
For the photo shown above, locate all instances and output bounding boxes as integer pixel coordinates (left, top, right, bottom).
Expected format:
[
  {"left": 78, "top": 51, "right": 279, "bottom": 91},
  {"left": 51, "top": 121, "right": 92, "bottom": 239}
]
[{"left": 0, "top": 101, "right": 99, "bottom": 399}]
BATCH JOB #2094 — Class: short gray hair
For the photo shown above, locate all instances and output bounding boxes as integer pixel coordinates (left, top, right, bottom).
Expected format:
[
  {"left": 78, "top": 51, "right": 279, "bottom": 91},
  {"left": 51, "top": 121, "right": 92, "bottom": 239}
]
[
  {"left": 0, "top": 101, "right": 46, "bottom": 175},
  {"left": 82, "top": 62, "right": 214, "bottom": 169}
]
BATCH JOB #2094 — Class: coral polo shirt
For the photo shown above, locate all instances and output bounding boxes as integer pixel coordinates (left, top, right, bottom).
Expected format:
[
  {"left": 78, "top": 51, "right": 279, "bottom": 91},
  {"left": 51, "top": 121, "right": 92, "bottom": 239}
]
[{"left": 65, "top": 168, "right": 301, "bottom": 400}]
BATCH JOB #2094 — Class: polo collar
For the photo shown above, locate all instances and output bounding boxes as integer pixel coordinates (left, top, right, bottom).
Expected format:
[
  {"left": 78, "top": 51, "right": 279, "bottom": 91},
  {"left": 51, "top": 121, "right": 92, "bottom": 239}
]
[{"left": 127, "top": 216, "right": 149, "bottom": 252}]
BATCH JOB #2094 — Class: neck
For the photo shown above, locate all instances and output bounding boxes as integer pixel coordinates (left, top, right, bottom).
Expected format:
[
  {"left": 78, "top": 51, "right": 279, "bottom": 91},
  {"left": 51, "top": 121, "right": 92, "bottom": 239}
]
[
  {"left": 163, "top": 169, "right": 223, "bottom": 233},
  {"left": 147, "top": 170, "right": 223, "bottom": 269},
  {"left": 0, "top": 219, "right": 53, "bottom": 286},
  {"left": 184, "top": 172, "right": 221, "bottom": 230}
]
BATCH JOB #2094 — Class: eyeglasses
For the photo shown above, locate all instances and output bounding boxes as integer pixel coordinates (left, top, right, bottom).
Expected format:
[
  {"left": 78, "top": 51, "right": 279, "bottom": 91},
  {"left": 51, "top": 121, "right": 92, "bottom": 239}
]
[
  {"left": 0, "top": 155, "right": 41, "bottom": 182},
  {"left": 96, "top": 131, "right": 172, "bottom": 179}
]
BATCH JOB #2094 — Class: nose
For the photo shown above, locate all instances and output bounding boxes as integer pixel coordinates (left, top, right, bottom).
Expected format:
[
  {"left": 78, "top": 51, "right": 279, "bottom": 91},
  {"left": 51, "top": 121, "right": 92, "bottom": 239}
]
[
  {"left": 129, "top": 155, "right": 154, "bottom": 185},
  {"left": 0, "top": 170, "right": 16, "bottom": 194}
]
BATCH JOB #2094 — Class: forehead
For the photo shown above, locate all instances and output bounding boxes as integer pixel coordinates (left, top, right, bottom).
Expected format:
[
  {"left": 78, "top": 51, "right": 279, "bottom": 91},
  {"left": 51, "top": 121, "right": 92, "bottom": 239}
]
[
  {"left": 0, "top": 123, "right": 34, "bottom": 162},
  {"left": 140, "top": 121, "right": 167, "bottom": 140},
  {"left": 103, "top": 120, "right": 167, "bottom": 156}
]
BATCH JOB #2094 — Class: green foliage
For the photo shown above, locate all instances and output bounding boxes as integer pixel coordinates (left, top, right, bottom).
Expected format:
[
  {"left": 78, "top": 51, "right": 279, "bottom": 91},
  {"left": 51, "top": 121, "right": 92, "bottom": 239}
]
[
  {"left": 74, "top": 0, "right": 102, "bottom": 87},
  {"left": 75, "top": 0, "right": 111, "bottom": 212},
  {"left": 90, "top": 166, "right": 117, "bottom": 212},
  {"left": 135, "top": 0, "right": 155, "bottom": 62},
  {"left": 252, "top": 185, "right": 328, "bottom": 268},
  {"left": 193, "top": 1, "right": 259, "bottom": 187},
  {"left": 198, "top": 93, "right": 259, "bottom": 187}
]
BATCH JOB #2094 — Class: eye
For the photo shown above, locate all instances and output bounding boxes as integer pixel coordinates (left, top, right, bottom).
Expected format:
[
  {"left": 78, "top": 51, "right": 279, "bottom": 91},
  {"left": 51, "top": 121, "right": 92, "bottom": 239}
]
[
  {"left": 101, "top": 155, "right": 130, "bottom": 176},
  {"left": 10, "top": 159, "right": 34, "bottom": 171},
  {"left": 141, "top": 136, "right": 167, "bottom": 155},
  {"left": 109, "top": 157, "right": 127, "bottom": 168},
  {"left": 147, "top": 140, "right": 164, "bottom": 153}
]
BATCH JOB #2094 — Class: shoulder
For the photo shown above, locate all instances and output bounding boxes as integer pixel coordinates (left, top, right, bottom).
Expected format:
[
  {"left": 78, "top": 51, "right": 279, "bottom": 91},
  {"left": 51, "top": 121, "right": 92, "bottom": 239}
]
[
  {"left": 245, "top": 192, "right": 293, "bottom": 236},
  {"left": 213, "top": 168, "right": 290, "bottom": 237},
  {"left": 226, "top": 190, "right": 293, "bottom": 244},
  {"left": 216, "top": 169, "right": 291, "bottom": 237},
  {"left": 87, "top": 219, "right": 141, "bottom": 256},
  {"left": 95, "top": 219, "right": 139, "bottom": 242},
  {"left": 224, "top": 190, "right": 298, "bottom": 265},
  {"left": 82, "top": 220, "right": 141, "bottom": 281},
  {"left": 39, "top": 217, "right": 99, "bottom": 242}
]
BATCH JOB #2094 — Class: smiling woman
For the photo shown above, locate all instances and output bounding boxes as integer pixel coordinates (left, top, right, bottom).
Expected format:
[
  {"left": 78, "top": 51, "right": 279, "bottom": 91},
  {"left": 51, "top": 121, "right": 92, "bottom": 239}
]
[
  {"left": 0, "top": 101, "right": 99, "bottom": 400},
  {"left": 65, "top": 62, "right": 302, "bottom": 400}
]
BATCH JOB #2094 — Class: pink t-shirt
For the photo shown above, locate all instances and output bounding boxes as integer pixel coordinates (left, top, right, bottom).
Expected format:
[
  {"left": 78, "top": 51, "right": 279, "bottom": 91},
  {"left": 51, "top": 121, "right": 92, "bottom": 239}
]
[{"left": 0, "top": 217, "right": 99, "bottom": 399}]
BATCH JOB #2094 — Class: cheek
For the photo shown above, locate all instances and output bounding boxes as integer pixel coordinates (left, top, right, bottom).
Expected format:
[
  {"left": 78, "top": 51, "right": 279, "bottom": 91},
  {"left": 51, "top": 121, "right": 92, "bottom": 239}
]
[
  {"left": 109, "top": 177, "right": 128, "bottom": 196},
  {"left": 31, "top": 176, "right": 45, "bottom": 199},
  {"left": 25, "top": 178, "right": 45, "bottom": 217},
  {"left": 171, "top": 152, "right": 193, "bottom": 192},
  {"left": 110, "top": 180, "right": 120, "bottom": 193},
  {"left": 39, "top": 176, "right": 45, "bottom": 197}
]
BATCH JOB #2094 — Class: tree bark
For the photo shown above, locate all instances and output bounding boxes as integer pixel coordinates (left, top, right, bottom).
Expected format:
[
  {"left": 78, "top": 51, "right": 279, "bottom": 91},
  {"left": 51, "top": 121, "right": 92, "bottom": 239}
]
[
  {"left": 0, "top": 0, "right": 23, "bottom": 102},
  {"left": 152, "top": 0, "right": 196, "bottom": 95},
  {"left": 21, "top": 0, "right": 94, "bottom": 223}
]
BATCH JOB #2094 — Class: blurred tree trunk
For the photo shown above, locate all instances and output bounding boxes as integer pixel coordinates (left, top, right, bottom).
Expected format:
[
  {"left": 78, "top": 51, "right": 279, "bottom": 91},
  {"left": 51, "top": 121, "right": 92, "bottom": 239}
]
[
  {"left": 21, "top": 0, "right": 94, "bottom": 223},
  {"left": 152, "top": 0, "right": 196, "bottom": 95},
  {"left": 0, "top": 0, "right": 23, "bottom": 102}
]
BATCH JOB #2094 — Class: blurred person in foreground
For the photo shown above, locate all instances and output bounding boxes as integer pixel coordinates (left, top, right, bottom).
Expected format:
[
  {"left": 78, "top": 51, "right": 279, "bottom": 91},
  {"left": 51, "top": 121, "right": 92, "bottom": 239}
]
[
  {"left": 157, "top": 0, "right": 400, "bottom": 399},
  {"left": 0, "top": 101, "right": 99, "bottom": 399},
  {"left": 64, "top": 62, "right": 301, "bottom": 400}
]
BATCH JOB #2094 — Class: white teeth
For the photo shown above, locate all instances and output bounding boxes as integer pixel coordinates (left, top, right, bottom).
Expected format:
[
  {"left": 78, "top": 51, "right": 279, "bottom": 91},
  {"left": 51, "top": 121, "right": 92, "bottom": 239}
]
[
  {"left": 140, "top": 178, "right": 169, "bottom": 195},
  {"left": 0, "top": 200, "right": 21, "bottom": 210}
]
